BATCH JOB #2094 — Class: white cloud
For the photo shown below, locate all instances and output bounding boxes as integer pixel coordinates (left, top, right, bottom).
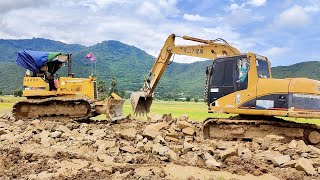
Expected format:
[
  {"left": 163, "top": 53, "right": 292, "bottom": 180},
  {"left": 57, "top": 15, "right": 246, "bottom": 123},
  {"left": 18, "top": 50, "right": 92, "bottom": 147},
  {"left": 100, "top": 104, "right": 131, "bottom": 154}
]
[
  {"left": 262, "top": 47, "right": 289, "bottom": 60},
  {"left": 183, "top": 14, "right": 208, "bottom": 21},
  {"left": 248, "top": 0, "right": 267, "bottom": 7},
  {"left": 276, "top": 5, "right": 310, "bottom": 28}
]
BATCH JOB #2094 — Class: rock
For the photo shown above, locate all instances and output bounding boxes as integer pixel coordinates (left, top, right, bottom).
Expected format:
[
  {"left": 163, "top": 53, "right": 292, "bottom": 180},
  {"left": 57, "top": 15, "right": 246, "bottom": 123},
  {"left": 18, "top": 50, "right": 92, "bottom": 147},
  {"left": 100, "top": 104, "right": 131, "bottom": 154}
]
[
  {"left": 92, "top": 129, "right": 106, "bottom": 139},
  {"left": 136, "top": 134, "right": 143, "bottom": 141},
  {"left": 270, "top": 154, "right": 291, "bottom": 167},
  {"left": 182, "top": 127, "right": 195, "bottom": 136},
  {"left": 166, "top": 149, "right": 178, "bottom": 162},
  {"left": 208, "top": 140, "right": 218, "bottom": 150},
  {"left": 50, "top": 131, "right": 62, "bottom": 138},
  {"left": 162, "top": 113, "right": 173, "bottom": 122},
  {"left": 120, "top": 146, "right": 139, "bottom": 154},
  {"left": 136, "top": 142, "right": 145, "bottom": 151},
  {"left": 296, "top": 140, "right": 311, "bottom": 152},
  {"left": 154, "top": 135, "right": 167, "bottom": 145},
  {"left": 220, "top": 147, "right": 238, "bottom": 161},
  {"left": 288, "top": 140, "right": 298, "bottom": 149},
  {"left": 106, "top": 147, "right": 120, "bottom": 156},
  {"left": 205, "top": 158, "right": 221, "bottom": 168},
  {"left": 147, "top": 114, "right": 163, "bottom": 123},
  {"left": 171, "top": 145, "right": 183, "bottom": 153},
  {"left": 97, "top": 154, "right": 114, "bottom": 163},
  {"left": 94, "top": 140, "right": 116, "bottom": 153},
  {"left": 70, "top": 129, "right": 82, "bottom": 140},
  {"left": 301, "top": 153, "right": 309, "bottom": 158},
  {"left": 118, "top": 128, "right": 136, "bottom": 140},
  {"left": 177, "top": 121, "right": 192, "bottom": 129},
  {"left": 216, "top": 142, "right": 229, "bottom": 150},
  {"left": 178, "top": 114, "right": 189, "bottom": 121},
  {"left": 40, "top": 130, "right": 53, "bottom": 147},
  {"left": 281, "top": 160, "right": 297, "bottom": 168},
  {"left": 152, "top": 143, "right": 169, "bottom": 156},
  {"left": 165, "top": 136, "right": 179, "bottom": 142},
  {"left": 144, "top": 141, "right": 154, "bottom": 153},
  {"left": 143, "top": 122, "right": 168, "bottom": 139},
  {"left": 57, "top": 125, "right": 71, "bottom": 134},
  {"left": 309, "top": 145, "right": 320, "bottom": 155},
  {"left": 295, "top": 157, "right": 317, "bottom": 175},
  {"left": 239, "top": 148, "right": 252, "bottom": 161},
  {"left": 318, "top": 167, "right": 320, "bottom": 174},
  {"left": 183, "top": 141, "right": 194, "bottom": 153},
  {"left": 135, "top": 167, "right": 153, "bottom": 177}
]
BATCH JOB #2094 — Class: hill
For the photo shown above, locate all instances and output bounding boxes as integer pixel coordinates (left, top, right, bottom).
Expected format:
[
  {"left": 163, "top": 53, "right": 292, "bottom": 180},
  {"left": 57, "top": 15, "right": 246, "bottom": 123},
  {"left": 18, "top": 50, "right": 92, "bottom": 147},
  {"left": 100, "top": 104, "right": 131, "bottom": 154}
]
[{"left": 0, "top": 38, "right": 318, "bottom": 99}]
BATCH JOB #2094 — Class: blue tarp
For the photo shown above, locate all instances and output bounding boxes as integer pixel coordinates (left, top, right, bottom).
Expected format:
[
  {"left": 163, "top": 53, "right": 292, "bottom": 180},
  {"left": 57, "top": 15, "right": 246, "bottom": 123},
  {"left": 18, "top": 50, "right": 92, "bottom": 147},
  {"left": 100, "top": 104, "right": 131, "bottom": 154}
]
[
  {"left": 16, "top": 50, "right": 49, "bottom": 73},
  {"left": 16, "top": 50, "right": 66, "bottom": 73}
]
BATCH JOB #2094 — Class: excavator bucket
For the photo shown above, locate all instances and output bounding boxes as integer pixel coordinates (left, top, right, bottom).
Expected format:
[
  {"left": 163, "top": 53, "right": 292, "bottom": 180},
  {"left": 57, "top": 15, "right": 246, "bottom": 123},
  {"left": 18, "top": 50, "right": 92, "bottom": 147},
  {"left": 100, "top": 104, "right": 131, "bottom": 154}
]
[
  {"left": 105, "top": 93, "right": 126, "bottom": 121},
  {"left": 130, "top": 91, "right": 153, "bottom": 115}
]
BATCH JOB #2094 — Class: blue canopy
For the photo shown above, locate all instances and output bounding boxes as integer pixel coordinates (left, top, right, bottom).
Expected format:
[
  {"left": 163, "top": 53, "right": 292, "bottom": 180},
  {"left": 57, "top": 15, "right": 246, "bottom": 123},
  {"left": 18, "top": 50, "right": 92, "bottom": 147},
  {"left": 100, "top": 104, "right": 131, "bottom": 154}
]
[{"left": 16, "top": 50, "right": 67, "bottom": 73}]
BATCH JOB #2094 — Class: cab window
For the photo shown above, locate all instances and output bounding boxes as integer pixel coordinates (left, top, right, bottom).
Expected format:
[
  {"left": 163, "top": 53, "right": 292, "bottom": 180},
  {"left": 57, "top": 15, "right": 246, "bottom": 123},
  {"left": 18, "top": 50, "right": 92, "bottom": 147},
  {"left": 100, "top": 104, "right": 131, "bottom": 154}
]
[{"left": 256, "top": 60, "right": 270, "bottom": 78}]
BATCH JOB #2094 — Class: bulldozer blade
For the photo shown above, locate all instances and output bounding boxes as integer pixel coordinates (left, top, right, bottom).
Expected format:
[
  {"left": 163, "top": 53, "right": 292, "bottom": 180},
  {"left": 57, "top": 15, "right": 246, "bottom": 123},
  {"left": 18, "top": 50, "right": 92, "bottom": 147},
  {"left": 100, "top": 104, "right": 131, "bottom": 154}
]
[
  {"left": 106, "top": 97, "right": 126, "bottom": 121},
  {"left": 130, "top": 92, "right": 153, "bottom": 115}
]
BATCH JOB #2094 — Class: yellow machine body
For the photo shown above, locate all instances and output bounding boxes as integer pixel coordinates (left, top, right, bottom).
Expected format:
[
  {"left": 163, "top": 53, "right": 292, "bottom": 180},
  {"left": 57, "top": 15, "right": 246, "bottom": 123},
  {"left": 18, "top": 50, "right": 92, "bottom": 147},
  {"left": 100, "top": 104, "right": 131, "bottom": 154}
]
[{"left": 23, "top": 76, "right": 96, "bottom": 99}]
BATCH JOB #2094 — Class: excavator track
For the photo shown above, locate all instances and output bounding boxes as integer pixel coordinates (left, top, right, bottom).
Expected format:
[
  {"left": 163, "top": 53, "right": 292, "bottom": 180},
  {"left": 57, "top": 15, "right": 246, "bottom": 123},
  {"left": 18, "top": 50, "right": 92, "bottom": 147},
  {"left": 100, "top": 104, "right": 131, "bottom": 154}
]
[
  {"left": 12, "top": 97, "right": 96, "bottom": 122},
  {"left": 203, "top": 116, "right": 320, "bottom": 148}
]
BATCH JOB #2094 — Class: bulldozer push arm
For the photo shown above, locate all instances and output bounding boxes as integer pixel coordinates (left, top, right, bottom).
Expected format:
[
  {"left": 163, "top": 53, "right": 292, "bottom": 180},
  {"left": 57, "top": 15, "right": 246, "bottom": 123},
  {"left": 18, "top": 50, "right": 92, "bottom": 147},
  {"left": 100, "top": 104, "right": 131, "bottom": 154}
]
[{"left": 131, "top": 34, "right": 241, "bottom": 114}]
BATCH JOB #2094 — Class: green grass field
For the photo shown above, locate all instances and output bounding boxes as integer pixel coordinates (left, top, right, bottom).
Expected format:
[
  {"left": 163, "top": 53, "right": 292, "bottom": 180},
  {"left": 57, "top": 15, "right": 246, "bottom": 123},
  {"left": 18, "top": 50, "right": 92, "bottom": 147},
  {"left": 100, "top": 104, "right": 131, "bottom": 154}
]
[{"left": 1, "top": 96, "right": 320, "bottom": 125}]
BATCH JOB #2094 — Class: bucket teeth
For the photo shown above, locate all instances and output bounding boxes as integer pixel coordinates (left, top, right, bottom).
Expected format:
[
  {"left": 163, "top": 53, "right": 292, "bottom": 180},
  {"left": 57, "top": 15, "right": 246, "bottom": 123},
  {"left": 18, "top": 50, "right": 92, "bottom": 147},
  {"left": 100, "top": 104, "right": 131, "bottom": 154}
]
[{"left": 130, "top": 92, "right": 153, "bottom": 115}]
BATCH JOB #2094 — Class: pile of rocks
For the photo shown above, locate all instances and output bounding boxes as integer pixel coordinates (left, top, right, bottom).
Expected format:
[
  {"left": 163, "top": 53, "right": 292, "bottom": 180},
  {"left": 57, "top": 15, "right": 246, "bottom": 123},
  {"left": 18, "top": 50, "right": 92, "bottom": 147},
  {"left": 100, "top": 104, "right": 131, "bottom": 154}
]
[{"left": 0, "top": 113, "right": 319, "bottom": 179}]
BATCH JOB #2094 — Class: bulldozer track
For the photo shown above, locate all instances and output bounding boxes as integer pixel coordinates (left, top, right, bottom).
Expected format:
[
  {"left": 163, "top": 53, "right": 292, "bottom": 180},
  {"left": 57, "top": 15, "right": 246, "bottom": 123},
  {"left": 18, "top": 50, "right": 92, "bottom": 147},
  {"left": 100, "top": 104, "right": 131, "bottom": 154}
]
[
  {"left": 203, "top": 116, "right": 320, "bottom": 148},
  {"left": 12, "top": 97, "right": 96, "bottom": 123}
]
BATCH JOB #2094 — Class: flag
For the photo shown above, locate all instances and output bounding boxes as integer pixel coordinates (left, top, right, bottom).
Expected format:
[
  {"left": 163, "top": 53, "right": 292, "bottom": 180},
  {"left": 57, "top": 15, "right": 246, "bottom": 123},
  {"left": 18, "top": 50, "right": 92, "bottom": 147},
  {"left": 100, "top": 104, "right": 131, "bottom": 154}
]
[
  {"left": 90, "top": 56, "right": 96, "bottom": 62},
  {"left": 85, "top": 53, "right": 93, "bottom": 59}
]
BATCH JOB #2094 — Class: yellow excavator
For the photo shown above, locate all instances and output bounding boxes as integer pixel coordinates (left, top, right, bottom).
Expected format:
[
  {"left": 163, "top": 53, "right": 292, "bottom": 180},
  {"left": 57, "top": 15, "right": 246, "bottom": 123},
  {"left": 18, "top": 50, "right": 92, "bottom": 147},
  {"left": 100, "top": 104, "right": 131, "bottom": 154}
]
[
  {"left": 131, "top": 34, "right": 320, "bottom": 146},
  {"left": 13, "top": 50, "right": 125, "bottom": 122}
]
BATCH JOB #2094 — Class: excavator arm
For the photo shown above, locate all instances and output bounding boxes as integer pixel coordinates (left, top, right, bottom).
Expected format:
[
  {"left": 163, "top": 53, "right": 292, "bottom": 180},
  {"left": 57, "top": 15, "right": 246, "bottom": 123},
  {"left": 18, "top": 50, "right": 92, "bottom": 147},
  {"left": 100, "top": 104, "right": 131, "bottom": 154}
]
[{"left": 131, "top": 33, "right": 241, "bottom": 114}]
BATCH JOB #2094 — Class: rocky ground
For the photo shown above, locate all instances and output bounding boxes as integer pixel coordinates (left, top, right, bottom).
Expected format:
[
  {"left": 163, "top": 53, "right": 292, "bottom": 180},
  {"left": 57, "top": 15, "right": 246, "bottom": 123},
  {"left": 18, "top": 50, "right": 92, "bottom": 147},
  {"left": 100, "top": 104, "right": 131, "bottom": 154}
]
[{"left": 0, "top": 112, "right": 320, "bottom": 180}]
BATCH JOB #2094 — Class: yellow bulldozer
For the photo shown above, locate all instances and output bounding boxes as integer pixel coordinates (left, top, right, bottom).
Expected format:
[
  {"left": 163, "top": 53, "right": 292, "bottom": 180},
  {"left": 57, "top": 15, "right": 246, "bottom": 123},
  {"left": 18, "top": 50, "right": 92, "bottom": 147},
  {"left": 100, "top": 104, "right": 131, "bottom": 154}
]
[
  {"left": 131, "top": 34, "right": 320, "bottom": 146},
  {"left": 13, "top": 50, "right": 125, "bottom": 122}
]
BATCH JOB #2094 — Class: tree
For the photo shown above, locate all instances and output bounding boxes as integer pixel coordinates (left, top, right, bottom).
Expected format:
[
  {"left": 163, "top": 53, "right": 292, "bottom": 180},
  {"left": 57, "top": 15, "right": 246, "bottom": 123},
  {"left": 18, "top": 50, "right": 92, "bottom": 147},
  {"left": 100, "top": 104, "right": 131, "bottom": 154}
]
[
  {"left": 13, "top": 89, "right": 23, "bottom": 97},
  {"left": 0, "top": 90, "right": 2, "bottom": 95},
  {"left": 97, "top": 80, "right": 107, "bottom": 95},
  {"left": 194, "top": 97, "right": 199, "bottom": 103},
  {"left": 186, "top": 97, "right": 191, "bottom": 102}
]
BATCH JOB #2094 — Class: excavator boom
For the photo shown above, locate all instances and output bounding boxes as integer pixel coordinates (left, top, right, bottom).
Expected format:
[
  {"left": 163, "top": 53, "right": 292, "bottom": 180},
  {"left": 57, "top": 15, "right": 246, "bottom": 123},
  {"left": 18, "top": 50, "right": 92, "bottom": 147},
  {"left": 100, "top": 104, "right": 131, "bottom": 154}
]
[{"left": 131, "top": 34, "right": 240, "bottom": 114}]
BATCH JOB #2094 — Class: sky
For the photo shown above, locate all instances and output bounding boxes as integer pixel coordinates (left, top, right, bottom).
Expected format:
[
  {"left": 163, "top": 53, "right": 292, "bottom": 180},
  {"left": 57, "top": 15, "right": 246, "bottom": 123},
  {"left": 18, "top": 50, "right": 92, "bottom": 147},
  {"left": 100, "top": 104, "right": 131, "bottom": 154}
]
[{"left": 0, "top": 0, "right": 319, "bottom": 66}]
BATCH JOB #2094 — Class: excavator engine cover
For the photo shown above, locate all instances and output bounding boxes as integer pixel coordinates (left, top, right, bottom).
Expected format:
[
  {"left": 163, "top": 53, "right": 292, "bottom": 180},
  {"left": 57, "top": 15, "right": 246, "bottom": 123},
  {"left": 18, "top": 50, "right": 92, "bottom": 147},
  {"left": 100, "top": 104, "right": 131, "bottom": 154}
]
[{"left": 130, "top": 92, "right": 153, "bottom": 115}]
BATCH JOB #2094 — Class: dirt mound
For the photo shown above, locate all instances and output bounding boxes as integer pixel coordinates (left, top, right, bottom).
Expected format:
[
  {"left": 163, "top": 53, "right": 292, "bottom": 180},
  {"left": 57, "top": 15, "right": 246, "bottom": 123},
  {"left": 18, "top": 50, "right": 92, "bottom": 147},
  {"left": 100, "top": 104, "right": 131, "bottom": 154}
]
[{"left": 0, "top": 114, "right": 319, "bottom": 179}]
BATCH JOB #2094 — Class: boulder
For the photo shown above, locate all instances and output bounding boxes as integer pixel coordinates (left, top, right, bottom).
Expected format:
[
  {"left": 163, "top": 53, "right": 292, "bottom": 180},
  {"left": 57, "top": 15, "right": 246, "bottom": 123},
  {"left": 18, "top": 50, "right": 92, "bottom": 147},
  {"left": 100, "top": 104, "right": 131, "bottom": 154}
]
[
  {"left": 166, "top": 149, "right": 178, "bottom": 162},
  {"left": 136, "top": 142, "right": 145, "bottom": 151},
  {"left": 183, "top": 141, "right": 194, "bottom": 153},
  {"left": 118, "top": 128, "right": 136, "bottom": 140},
  {"left": 182, "top": 127, "right": 195, "bottom": 136},
  {"left": 177, "top": 121, "right": 192, "bottom": 129},
  {"left": 178, "top": 114, "right": 189, "bottom": 121},
  {"left": 239, "top": 148, "right": 252, "bottom": 161},
  {"left": 205, "top": 158, "right": 221, "bottom": 168},
  {"left": 295, "top": 157, "right": 317, "bottom": 175},
  {"left": 92, "top": 129, "right": 106, "bottom": 139},
  {"left": 288, "top": 140, "right": 298, "bottom": 149},
  {"left": 144, "top": 141, "right": 154, "bottom": 153},
  {"left": 152, "top": 143, "right": 169, "bottom": 156},
  {"left": 296, "top": 140, "right": 311, "bottom": 153},
  {"left": 143, "top": 122, "right": 168, "bottom": 139},
  {"left": 120, "top": 146, "right": 139, "bottom": 154},
  {"left": 147, "top": 114, "right": 163, "bottom": 123},
  {"left": 270, "top": 154, "right": 291, "bottom": 167},
  {"left": 281, "top": 160, "right": 297, "bottom": 168},
  {"left": 97, "top": 154, "right": 114, "bottom": 163},
  {"left": 220, "top": 147, "right": 238, "bottom": 161},
  {"left": 57, "top": 125, "right": 71, "bottom": 134},
  {"left": 50, "top": 131, "right": 62, "bottom": 138}
]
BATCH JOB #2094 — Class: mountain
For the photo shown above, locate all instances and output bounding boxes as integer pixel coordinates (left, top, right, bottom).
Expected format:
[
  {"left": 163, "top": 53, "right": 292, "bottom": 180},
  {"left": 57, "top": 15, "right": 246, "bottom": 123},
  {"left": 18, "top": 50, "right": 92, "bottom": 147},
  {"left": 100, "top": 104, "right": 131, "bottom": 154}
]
[{"left": 0, "top": 38, "right": 319, "bottom": 99}]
